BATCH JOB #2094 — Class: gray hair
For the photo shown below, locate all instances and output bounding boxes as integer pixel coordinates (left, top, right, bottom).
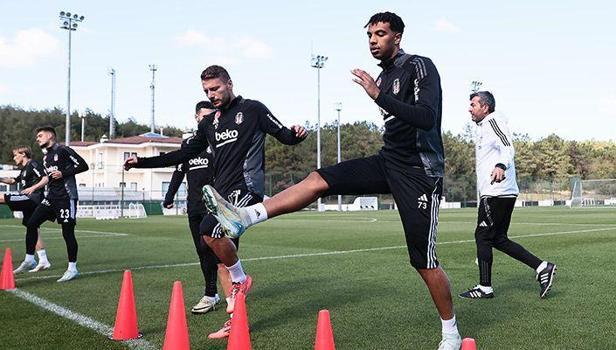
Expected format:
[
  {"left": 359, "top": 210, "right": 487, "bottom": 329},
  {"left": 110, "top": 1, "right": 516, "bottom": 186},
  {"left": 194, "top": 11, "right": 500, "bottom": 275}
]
[{"left": 470, "top": 91, "right": 496, "bottom": 113}]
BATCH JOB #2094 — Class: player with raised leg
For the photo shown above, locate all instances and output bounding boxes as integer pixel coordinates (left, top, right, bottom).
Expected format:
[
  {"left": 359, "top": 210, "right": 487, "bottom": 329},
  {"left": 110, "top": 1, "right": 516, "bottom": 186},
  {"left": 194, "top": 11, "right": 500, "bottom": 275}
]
[{"left": 203, "top": 12, "right": 462, "bottom": 349}]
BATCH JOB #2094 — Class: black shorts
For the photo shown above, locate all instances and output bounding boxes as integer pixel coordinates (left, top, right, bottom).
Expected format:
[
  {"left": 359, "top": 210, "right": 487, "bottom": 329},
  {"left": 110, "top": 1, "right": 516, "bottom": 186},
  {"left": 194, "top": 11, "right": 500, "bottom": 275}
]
[
  {"left": 317, "top": 155, "right": 443, "bottom": 269},
  {"left": 200, "top": 188, "right": 262, "bottom": 239},
  {"left": 4, "top": 193, "right": 39, "bottom": 226},
  {"left": 28, "top": 198, "right": 78, "bottom": 227},
  {"left": 475, "top": 196, "right": 516, "bottom": 239}
]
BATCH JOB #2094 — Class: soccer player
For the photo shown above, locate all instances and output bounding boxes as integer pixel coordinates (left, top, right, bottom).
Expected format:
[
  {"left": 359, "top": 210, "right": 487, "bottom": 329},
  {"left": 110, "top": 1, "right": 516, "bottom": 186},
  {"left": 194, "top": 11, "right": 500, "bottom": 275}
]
[
  {"left": 126, "top": 101, "right": 230, "bottom": 315},
  {"left": 458, "top": 91, "right": 556, "bottom": 299},
  {"left": 128, "top": 65, "right": 307, "bottom": 338},
  {"left": 202, "top": 12, "right": 462, "bottom": 349},
  {"left": 26, "top": 126, "right": 89, "bottom": 282},
  {"left": 0, "top": 146, "right": 52, "bottom": 273}
]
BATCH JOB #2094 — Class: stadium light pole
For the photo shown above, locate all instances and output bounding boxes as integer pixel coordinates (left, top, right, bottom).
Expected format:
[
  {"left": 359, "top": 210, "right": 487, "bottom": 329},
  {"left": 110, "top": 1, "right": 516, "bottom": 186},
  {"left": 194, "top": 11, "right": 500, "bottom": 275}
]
[
  {"left": 149, "top": 64, "right": 158, "bottom": 134},
  {"left": 335, "top": 102, "right": 342, "bottom": 211},
  {"left": 80, "top": 111, "right": 86, "bottom": 142},
  {"left": 311, "top": 54, "right": 327, "bottom": 211},
  {"left": 109, "top": 68, "right": 116, "bottom": 139},
  {"left": 59, "top": 11, "right": 85, "bottom": 145}
]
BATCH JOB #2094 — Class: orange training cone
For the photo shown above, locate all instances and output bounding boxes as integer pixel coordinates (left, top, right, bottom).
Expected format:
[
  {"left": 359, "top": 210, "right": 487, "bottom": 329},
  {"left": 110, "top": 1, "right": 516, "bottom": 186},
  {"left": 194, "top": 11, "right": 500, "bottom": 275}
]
[
  {"left": 314, "top": 309, "right": 335, "bottom": 350},
  {"left": 163, "top": 281, "right": 190, "bottom": 350},
  {"left": 111, "top": 270, "right": 142, "bottom": 340},
  {"left": 461, "top": 337, "right": 477, "bottom": 350},
  {"left": 227, "top": 292, "right": 251, "bottom": 350},
  {"left": 1, "top": 248, "right": 16, "bottom": 290}
]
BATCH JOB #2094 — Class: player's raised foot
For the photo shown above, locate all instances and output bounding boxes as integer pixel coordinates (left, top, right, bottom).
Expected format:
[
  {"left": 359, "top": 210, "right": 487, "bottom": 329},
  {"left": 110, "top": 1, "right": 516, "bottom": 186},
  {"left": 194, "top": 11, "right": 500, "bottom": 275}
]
[
  {"left": 29, "top": 261, "right": 51, "bottom": 273},
  {"left": 208, "top": 319, "right": 232, "bottom": 339},
  {"left": 202, "top": 185, "right": 249, "bottom": 239},
  {"left": 57, "top": 269, "right": 79, "bottom": 282},
  {"left": 459, "top": 285, "right": 494, "bottom": 299},
  {"left": 537, "top": 262, "right": 556, "bottom": 298},
  {"left": 226, "top": 275, "right": 253, "bottom": 314},
  {"left": 13, "top": 260, "right": 36, "bottom": 274},
  {"left": 437, "top": 332, "right": 462, "bottom": 350},
  {"left": 191, "top": 294, "right": 220, "bottom": 314}
]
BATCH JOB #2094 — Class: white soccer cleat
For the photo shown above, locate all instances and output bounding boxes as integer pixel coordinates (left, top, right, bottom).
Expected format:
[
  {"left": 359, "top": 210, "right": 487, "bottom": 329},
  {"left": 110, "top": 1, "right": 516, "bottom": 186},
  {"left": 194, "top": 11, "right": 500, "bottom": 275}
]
[
  {"left": 57, "top": 269, "right": 80, "bottom": 282},
  {"left": 437, "top": 332, "right": 462, "bottom": 350},
  {"left": 202, "top": 185, "right": 249, "bottom": 239},
  {"left": 191, "top": 294, "right": 220, "bottom": 314},
  {"left": 13, "top": 260, "right": 37, "bottom": 274},
  {"left": 29, "top": 261, "right": 52, "bottom": 273}
]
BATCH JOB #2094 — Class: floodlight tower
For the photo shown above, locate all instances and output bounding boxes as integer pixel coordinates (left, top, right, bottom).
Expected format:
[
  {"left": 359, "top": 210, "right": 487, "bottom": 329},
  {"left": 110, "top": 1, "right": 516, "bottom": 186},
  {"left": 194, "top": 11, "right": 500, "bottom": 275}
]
[
  {"left": 109, "top": 68, "right": 116, "bottom": 139},
  {"left": 149, "top": 64, "right": 158, "bottom": 134},
  {"left": 59, "top": 11, "right": 85, "bottom": 145},
  {"left": 335, "top": 102, "right": 343, "bottom": 211},
  {"left": 471, "top": 80, "right": 483, "bottom": 93},
  {"left": 310, "top": 54, "right": 327, "bottom": 211}
]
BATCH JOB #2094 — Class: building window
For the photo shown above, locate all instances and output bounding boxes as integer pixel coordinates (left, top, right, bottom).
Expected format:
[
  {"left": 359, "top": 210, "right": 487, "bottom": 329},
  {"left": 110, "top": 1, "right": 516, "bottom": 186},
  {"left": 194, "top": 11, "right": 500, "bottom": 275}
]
[
  {"left": 97, "top": 152, "right": 104, "bottom": 169},
  {"left": 123, "top": 152, "right": 137, "bottom": 160},
  {"left": 130, "top": 182, "right": 138, "bottom": 191}
]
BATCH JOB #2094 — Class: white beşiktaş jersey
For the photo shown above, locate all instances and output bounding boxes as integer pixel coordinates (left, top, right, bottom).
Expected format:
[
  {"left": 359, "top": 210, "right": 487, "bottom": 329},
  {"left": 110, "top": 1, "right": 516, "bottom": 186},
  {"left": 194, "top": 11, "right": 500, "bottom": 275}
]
[{"left": 474, "top": 111, "right": 519, "bottom": 197}]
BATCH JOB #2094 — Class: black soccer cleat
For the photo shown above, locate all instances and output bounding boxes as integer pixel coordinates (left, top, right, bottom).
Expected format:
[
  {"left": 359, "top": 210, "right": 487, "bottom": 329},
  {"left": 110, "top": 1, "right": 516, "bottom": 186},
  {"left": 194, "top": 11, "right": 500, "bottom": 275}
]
[
  {"left": 537, "top": 262, "right": 557, "bottom": 298},
  {"left": 459, "top": 286, "right": 494, "bottom": 299}
]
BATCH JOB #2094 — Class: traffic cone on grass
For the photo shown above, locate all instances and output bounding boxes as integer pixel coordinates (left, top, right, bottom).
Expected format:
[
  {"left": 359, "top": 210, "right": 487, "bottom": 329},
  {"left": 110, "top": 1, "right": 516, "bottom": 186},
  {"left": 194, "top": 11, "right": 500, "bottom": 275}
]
[
  {"left": 163, "top": 281, "right": 190, "bottom": 350},
  {"left": 111, "top": 270, "right": 142, "bottom": 340},
  {"left": 227, "top": 291, "right": 251, "bottom": 350},
  {"left": 314, "top": 309, "right": 336, "bottom": 350},
  {"left": 461, "top": 337, "right": 477, "bottom": 350},
  {"left": 1, "top": 248, "right": 15, "bottom": 290}
]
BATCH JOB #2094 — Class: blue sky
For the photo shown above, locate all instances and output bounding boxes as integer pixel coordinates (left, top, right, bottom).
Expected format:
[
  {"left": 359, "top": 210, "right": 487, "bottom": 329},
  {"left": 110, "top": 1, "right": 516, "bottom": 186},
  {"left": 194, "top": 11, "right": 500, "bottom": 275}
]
[{"left": 1, "top": 0, "right": 614, "bottom": 141}]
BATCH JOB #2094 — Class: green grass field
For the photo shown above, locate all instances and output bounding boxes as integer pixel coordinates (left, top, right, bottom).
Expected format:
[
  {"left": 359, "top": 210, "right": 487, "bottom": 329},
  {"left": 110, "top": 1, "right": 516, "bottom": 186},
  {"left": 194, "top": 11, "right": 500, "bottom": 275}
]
[{"left": 1, "top": 207, "right": 616, "bottom": 350}]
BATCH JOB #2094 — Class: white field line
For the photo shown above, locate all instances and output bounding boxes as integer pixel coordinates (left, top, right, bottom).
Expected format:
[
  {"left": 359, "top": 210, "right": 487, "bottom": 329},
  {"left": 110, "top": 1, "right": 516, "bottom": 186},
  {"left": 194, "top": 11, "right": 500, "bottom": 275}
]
[
  {"left": 7, "top": 288, "right": 156, "bottom": 350},
  {"left": 0, "top": 224, "right": 128, "bottom": 236},
  {"left": 16, "top": 225, "right": 616, "bottom": 282}
]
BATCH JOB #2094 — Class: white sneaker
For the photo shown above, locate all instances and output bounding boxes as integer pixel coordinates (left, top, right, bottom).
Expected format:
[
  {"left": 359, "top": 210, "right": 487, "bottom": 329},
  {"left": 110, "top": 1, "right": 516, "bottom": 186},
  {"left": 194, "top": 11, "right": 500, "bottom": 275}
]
[
  {"left": 13, "top": 260, "right": 37, "bottom": 274},
  {"left": 438, "top": 332, "right": 462, "bottom": 350},
  {"left": 191, "top": 294, "right": 220, "bottom": 314},
  {"left": 57, "top": 269, "right": 80, "bottom": 282},
  {"left": 202, "top": 185, "right": 250, "bottom": 238},
  {"left": 29, "top": 261, "right": 52, "bottom": 272}
]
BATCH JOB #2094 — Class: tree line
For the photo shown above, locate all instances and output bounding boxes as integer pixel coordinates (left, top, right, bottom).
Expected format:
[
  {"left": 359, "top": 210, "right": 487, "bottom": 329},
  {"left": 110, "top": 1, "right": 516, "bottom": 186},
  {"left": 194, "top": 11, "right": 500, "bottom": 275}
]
[{"left": 2, "top": 105, "right": 615, "bottom": 201}]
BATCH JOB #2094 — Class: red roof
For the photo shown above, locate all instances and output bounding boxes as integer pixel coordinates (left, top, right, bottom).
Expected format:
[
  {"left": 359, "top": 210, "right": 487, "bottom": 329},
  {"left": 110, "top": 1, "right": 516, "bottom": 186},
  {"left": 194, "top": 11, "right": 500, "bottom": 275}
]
[
  {"left": 106, "top": 135, "right": 182, "bottom": 144},
  {"left": 68, "top": 141, "right": 97, "bottom": 147}
]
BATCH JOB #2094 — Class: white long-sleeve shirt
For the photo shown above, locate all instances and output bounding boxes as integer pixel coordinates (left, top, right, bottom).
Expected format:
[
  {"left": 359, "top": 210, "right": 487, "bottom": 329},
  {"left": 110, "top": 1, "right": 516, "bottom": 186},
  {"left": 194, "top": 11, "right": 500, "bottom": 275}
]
[{"left": 474, "top": 111, "right": 519, "bottom": 197}]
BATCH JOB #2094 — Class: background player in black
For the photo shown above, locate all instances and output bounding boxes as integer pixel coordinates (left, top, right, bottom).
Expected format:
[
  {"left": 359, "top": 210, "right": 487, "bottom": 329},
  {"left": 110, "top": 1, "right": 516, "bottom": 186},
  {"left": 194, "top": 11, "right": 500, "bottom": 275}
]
[
  {"left": 27, "top": 126, "right": 89, "bottom": 282},
  {"left": 202, "top": 13, "right": 462, "bottom": 349},
  {"left": 0, "top": 146, "right": 51, "bottom": 273},
  {"left": 126, "top": 101, "right": 232, "bottom": 314},
  {"left": 127, "top": 65, "right": 307, "bottom": 338}
]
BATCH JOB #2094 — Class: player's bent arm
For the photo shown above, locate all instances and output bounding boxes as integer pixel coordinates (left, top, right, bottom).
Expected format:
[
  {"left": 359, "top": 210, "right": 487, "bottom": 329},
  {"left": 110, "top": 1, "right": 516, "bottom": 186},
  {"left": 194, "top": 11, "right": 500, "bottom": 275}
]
[
  {"left": 0, "top": 177, "right": 16, "bottom": 185},
  {"left": 62, "top": 148, "right": 89, "bottom": 177},
  {"left": 135, "top": 149, "right": 189, "bottom": 169},
  {"left": 24, "top": 176, "right": 48, "bottom": 193},
  {"left": 272, "top": 127, "right": 307, "bottom": 145}
]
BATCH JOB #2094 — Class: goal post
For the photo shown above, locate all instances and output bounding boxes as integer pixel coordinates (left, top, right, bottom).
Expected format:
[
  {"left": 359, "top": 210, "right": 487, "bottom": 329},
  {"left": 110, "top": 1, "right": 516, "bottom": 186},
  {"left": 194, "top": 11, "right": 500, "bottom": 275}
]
[{"left": 570, "top": 178, "right": 616, "bottom": 208}]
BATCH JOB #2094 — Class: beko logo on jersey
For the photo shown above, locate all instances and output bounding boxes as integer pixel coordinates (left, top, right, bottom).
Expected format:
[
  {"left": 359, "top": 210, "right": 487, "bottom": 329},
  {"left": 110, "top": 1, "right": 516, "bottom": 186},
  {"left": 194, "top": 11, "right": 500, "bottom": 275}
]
[
  {"left": 188, "top": 157, "right": 209, "bottom": 166},
  {"left": 46, "top": 166, "right": 59, "bottom": 173},
  {"left": 215, "top": 129, "right": 238, "bottom": 141}
]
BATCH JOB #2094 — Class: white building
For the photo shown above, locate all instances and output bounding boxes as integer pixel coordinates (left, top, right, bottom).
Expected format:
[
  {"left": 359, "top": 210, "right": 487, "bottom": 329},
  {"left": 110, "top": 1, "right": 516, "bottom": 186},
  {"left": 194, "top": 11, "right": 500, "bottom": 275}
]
[{"left": 70, "top": 133, "right": 184, "bottom": 201}]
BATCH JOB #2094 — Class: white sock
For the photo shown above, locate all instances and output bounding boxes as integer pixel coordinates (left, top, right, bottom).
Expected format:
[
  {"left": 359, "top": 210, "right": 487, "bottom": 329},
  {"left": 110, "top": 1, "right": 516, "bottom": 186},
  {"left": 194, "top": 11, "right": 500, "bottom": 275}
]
[
  {"left": 24, "top": 254, "right": 36, "bottom": 263},
  {"left": 226, "top": 260, "right": 246, "bottom": 284},
  {"left": 37, "top": 249, "right": 48, "bottom": 264},
  {"left": 441, "top": 315, "right": 459, "bottom": 335},
  {"left": 478, "top": 284, "right": 493, "bottom": 293},
  {"left": 536, "top": 261, "right": 548, "bottom": 274},
  {"left": 244, "top": 203, "right": 268, "bottom": 226},
  {"left": 68, "top": 262, "right": 77, "bottom": 272}
]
